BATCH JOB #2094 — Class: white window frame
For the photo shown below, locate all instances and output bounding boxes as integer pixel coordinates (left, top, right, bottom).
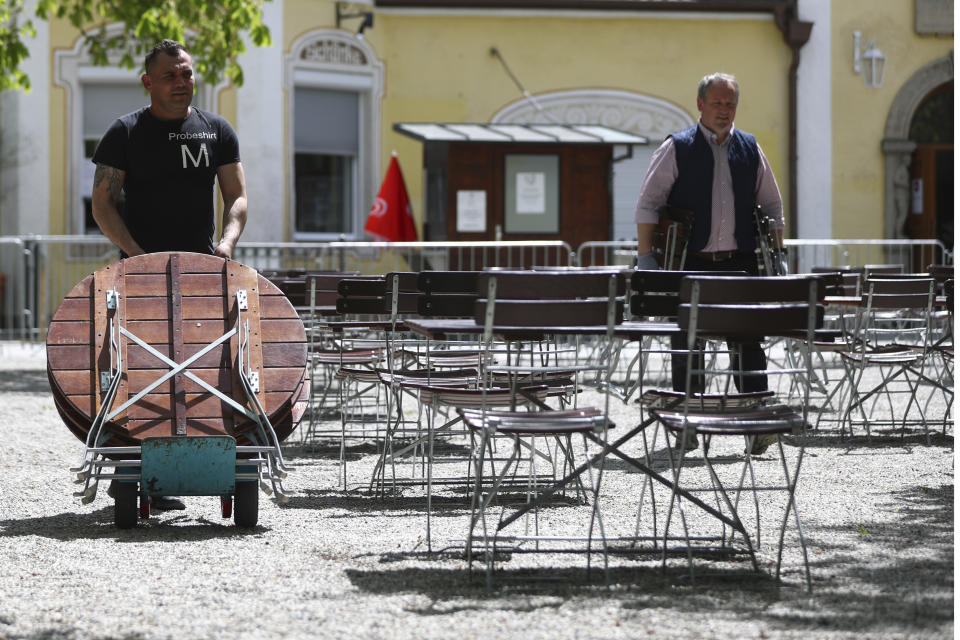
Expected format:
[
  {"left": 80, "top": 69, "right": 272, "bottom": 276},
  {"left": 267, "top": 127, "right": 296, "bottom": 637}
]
[{"left": 285, "top": 31, "right": 383, "bottom": 240}]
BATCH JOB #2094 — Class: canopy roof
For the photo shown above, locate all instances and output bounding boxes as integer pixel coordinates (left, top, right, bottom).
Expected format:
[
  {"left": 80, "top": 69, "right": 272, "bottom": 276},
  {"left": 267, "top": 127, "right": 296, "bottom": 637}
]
[{"left": 394, "top": 122, "right": 648, "bottom": 144}]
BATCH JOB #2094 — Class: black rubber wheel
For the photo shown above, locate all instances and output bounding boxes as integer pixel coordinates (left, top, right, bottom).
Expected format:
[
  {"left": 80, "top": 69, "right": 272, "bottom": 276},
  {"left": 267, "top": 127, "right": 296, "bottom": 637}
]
[
  {"left": 114, "top": 482, "right": 138, "bottom": 529},
  {"left": 234, "top": 482, "right": 258, "bottom": 528}
]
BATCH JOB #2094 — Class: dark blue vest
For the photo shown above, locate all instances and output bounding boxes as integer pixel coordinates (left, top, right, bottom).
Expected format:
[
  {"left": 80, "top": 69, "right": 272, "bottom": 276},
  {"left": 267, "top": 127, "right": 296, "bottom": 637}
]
[{"left": 667, "top": 124, "right": 759, "bottom": 252}]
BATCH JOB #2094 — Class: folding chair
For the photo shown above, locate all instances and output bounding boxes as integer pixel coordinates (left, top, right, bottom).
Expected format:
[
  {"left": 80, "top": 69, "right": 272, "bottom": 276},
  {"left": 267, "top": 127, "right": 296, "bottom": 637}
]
[
  {"left": 461, "top": 271, "right": 622, "bottom": 587},
  {"left": 838, "top": 276, "right": 943, "bottom": 442},
  {"left": 648, "top": 274, "right": 822, "bottom": 590}
]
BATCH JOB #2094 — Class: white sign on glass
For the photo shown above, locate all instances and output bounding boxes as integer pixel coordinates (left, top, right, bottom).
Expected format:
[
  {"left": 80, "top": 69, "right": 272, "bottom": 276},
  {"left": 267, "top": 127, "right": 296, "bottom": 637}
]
[
  {"left": 911, "top": 178, "right": 923, "bottom": 215},
  {"left": 456, "top": 190, "right": 487, "bottom": 232},
  {"left": 516, "top": 171, "right": 546, "bottom": 214}
]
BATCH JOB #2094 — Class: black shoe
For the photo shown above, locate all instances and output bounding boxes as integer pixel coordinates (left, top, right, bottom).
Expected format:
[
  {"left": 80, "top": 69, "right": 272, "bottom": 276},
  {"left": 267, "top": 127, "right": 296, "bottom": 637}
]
[
  {"left": 151, "top": 496, "right": 186, "bottom": 511},
  {"left": 748, "top": 434, "right": 778, "bottom": 455},
  {"left": 673, "top": 433, "right": 699, "bottom": 452}
]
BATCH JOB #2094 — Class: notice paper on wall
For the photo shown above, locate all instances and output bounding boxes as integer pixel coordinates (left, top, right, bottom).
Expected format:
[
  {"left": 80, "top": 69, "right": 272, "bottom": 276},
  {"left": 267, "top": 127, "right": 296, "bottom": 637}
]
[
  {"left": 516, "top": 172, "right": 546, "bottom": 214},
  {"left": 457, "top": 189, "right": 487, "bottom": 232}
]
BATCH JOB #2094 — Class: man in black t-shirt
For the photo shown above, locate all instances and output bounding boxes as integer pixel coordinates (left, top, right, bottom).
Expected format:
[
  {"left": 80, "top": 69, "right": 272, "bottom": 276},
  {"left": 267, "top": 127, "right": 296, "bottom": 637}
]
[
  {"left": 91, "top": 39, "right": 247, "bottom": 259},
  {"left": 92, "top": 40, "right": 249, "bottom": 511}
]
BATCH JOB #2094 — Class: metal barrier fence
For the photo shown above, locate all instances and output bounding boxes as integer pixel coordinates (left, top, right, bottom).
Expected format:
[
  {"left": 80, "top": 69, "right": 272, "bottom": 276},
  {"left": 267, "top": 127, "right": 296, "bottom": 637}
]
[
  {"left": 4, "top": 235, "right": 950, "bottom": 341},
  {"left": 6, "top": 238, "right": 572, "bottom": 340},
  {"left": 576, "top": 238, "right": 952, "bottom": 272},
  {"left": 0, "top": 237, "right": 29, "bottom": 340},
  {"left": 21, "top": 236, "right": 121, "bottom": 342},
  {"left": 233, "top": 240, "right": 574, "bottom": 273}
]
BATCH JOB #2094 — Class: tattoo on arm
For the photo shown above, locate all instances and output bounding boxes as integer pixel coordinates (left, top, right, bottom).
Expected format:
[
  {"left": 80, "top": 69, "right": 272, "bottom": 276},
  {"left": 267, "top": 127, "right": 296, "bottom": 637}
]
[{"left": 93, "top": 164, "right": 124, "bottom": 203}]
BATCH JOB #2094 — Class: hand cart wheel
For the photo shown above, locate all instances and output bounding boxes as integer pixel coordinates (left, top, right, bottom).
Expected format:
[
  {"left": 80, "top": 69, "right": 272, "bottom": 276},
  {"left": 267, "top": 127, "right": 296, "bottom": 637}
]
[
  {"left": 221, "top": 496, "right": 233, "bottom": 519},
  {"left": 114, "top": 482, "right": 138, "bottom": 529},
  {"left": 234, "top": 482, "right": 258, "bottom": 528},
  {"left": 139, "top": 495, "right": 150, "bottom": 519}
]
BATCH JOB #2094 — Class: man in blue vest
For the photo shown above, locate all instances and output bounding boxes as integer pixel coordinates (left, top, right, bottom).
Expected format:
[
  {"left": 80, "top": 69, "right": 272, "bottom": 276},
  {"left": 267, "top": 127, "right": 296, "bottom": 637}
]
[{"left": 634, "top": 72, "right": 784, "bottom": 454}]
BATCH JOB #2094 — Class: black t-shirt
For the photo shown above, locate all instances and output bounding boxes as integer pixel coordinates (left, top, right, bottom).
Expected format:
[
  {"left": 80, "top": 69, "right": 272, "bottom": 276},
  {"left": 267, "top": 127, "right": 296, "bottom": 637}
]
[{"left": 92, "top": 106, "right": 241, "bottom": 254}]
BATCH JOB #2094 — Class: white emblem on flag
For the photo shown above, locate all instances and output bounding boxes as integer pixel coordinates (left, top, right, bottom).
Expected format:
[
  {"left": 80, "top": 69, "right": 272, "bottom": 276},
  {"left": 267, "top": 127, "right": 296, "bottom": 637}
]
[{"left": 370, "top": 197, "right": 388, "bottom": 217}]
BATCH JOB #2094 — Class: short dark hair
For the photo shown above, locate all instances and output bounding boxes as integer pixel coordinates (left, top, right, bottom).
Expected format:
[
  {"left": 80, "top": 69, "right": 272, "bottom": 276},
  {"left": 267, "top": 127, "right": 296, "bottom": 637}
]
[{"left": 144, "top": 40, "right": 189, "bottom": 74}]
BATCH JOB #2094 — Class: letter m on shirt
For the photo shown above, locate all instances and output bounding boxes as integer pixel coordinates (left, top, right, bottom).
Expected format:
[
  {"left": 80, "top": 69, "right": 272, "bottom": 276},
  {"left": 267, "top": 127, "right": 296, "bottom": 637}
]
[{"left": 181, "top": 143, "right": 210, "bottom": 169}]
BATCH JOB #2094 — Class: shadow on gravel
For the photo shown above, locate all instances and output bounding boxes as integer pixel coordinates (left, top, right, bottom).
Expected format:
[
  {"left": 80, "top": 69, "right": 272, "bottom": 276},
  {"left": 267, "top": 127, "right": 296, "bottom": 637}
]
[
  {"left": 285, "top": 488, "right": 578, "bottom": 516},
  {"left": 283, "top": 441, "right": 379, "bottom": 462},
  {"left": 340, "top": 483, "right": 953, "bottom": 636},
  {"left": 0, "top": 508, "right": 270, "bottom": 541},
  {"left": 0, "top": 369, "right": 50, "bottom": 394},
  {"left": 3, "top": 628, "right": 147, "bottom": 640},
  {"left": 798, "top": 431, "right": 953, "bottom": 451},
  {"left": 345, "top": 563, "right": 784, "bottom": 605},
  {"left": 770, "top": 483, "right": 954, "bottom": 635}
]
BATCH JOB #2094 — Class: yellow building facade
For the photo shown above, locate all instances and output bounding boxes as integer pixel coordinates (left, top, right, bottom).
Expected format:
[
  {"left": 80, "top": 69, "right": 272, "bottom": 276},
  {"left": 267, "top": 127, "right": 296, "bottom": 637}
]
[{"left": 0, "top": 0, "right": 952, "bottom": 253}]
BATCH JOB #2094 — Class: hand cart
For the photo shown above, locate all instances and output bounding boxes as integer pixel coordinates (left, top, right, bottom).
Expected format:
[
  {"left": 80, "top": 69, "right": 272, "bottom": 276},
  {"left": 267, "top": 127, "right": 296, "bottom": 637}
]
[{"left": 48, "top": 253, "right": 307, "bottom": 528}]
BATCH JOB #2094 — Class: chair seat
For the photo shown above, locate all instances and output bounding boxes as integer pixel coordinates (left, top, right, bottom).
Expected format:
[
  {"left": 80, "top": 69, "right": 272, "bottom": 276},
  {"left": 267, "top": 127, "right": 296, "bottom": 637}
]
[
  {"left": 335, "top": 366, "right": 383, "bottom": 383},
  {"left": 376, "top": 367, "right": 479, "bottom": 387},
  {"left": 839, "top": 348, "right": 924, "bottom": 365},
  {"left": 414, "top": 384, "right": 549, "bottom": 408},
  {"left": 458, "top": 407, "right": 613, "bottom": 435},
  {"left": 398, "top": 348, "right": 486, "bottom": 368},
  {"left": 639, "top": 389, "right": 774, "bottom": 410},
  {"left": 312, "top": 348, "right": 382, "bottom": 365},
  {"left": 651, "top": 404, "right": 805, "bottom": 436}
]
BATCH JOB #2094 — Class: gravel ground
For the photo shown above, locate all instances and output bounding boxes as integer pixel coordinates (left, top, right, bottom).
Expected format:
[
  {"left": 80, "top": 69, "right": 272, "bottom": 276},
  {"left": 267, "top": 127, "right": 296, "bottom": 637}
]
[{"left": 0, "top": 340, "right": 952, "bottom": 640}]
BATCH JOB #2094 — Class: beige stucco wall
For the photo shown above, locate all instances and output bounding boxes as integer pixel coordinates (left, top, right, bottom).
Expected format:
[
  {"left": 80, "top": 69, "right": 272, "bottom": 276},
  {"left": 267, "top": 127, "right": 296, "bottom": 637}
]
[
  {"left": 365, "top": 12, "right": 791, "bottom": 233},
  {"left": 39, "top": 3, "right": 951, "bottom": 244},
  {"left": 831, "top": 0, "right": 953, "bottom": 239}
]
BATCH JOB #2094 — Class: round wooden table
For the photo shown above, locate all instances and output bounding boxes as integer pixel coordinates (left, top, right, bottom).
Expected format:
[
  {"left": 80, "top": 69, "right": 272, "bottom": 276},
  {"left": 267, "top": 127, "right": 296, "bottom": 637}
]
[{"left": 46, "top": 252, "right": 308, "bottom": 447}]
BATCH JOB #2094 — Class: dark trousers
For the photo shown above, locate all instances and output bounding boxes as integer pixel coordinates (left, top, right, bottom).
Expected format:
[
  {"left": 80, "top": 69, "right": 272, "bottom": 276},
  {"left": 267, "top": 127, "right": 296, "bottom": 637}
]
[{"left": 670, "top": 252, "right": 768, "bottom": 393}]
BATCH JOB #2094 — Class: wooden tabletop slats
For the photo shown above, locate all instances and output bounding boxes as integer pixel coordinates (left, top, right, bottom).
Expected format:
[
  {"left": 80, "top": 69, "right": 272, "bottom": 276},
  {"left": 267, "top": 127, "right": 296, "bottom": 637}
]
[{"left": 46, "top": 252, "right": 308, "bottom": 446}]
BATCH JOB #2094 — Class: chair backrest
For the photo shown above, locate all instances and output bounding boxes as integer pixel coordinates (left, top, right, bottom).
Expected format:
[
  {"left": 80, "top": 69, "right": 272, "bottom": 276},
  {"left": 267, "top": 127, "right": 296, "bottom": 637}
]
[
  {"left": 417, "top": 270, "right": 482, "bottom": 317},
  {"left": 305, "top": 273, "right": 359, "bottom": 308},
  {"left": 477, "top": 270, "right": 627, "bottom": 300},
  {"left": 417, "top": 270, "right": 483, "bottom": 294},
  {"left": 864, "top": 263, "right": 904, "bottom": 278},
  {"left": 680, "top": 274, "right": 826, "bottom": 304},
  {"left": 630, "top": 269, "right": 739, "bottom": 317},
  {"left": 677, "top": 275, "right": 822, "bottom": 338},
  {"left": 475, "top": 271, "right": 625, "bottom": 329},
  {"left": 336, "top": 273, "right": 420, "bottom": 315},
  {"left": 861, "top": 277, "right": 935, "bottom": 310},
  {"left": 803, "top": 271, "right": 844, "bottom": 296}
]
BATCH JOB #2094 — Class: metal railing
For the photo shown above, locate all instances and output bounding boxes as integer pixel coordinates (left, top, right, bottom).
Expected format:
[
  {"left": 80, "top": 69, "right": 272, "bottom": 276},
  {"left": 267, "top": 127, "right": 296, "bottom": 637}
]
[
  {"left": 4, "top": 235, "right": 950, "bottom": 342},
  {"left": 0, "top": 237, "right": 30, "bottom": 340},
  {"left": 576, "top": 238, "right": 951, "bottom": 272},
  {"left": 233, "top": 240, "right": 574, "bottom": 274}
]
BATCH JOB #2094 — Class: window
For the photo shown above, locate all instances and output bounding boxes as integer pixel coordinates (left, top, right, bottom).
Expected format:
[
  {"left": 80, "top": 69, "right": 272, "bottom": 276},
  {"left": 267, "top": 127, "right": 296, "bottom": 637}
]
[
  {"left": 293, "top": 88, "right": 359, "bottom": 234},
  {"left": 81, "top": 83, "right": 146, "bottom": 233},
  {"left": 285, "top": 32, "right": 383, "bottom": 240}
]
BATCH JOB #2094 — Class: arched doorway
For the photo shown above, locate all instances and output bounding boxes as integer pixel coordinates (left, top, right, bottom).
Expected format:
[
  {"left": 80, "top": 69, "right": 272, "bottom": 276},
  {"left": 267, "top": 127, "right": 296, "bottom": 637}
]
[
  {"left": 881, "top": 54, "right": 952, "bottom": 268},
  {"left": 905, "top": 83, "right": 953, "bottom": 260}
]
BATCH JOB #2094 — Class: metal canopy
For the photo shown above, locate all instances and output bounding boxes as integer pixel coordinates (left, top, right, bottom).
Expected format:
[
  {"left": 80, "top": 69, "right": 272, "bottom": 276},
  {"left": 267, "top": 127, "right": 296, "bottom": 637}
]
[{"left": 394, "top": 122, "right": 648, "bottom": 145}]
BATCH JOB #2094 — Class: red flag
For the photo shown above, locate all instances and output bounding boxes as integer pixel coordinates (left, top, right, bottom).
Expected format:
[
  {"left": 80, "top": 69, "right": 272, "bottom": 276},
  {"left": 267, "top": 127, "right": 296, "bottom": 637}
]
[{"left": 364, "top": 153, "right": 418, "bottom": 242}]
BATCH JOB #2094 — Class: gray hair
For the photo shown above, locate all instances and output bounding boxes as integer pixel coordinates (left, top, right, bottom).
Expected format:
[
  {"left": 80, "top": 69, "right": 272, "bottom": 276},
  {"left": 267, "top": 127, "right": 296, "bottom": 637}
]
[{"left": 697, "top": 73, "right": 740, "bottom": 102}]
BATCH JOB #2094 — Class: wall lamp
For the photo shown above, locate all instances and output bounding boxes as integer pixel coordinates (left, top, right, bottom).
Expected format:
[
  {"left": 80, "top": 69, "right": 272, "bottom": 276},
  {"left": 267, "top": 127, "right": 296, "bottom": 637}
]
[
  {"left": 336, "top": 3, "right": 374, "bottom": 38},
  {"left": 853, "top": 30, "right": 886, "bottom": 88}
]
